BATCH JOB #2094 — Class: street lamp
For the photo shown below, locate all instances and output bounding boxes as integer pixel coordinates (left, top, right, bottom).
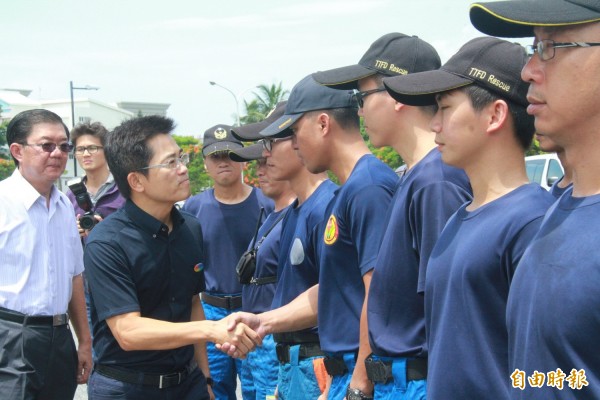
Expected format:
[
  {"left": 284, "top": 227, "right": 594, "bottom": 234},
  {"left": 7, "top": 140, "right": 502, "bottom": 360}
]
[
  {"left": 209, "top": 81, "right": 258, "bottom": 127},
  {"left": 69, "top": 81, "right": 99, "bottom": 176}
]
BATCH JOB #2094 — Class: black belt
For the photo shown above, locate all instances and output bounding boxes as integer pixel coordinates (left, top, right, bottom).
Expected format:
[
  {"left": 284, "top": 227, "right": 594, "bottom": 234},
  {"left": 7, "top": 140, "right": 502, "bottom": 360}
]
[
  {"left": 95, "top": 361, "right": 197, "bottom": 389},
  {"left": 249, "top": 275, "right": 277, "bottom": 285},
  {"left": 201, "top": 293, "right": 242, "bottom": 310},
  {"left": 275, "top": 342, "right": 324, "bottom": 364},
  {"left": 0, "top": 307, "right": 69, "bottom": 327},
  {"left": 273, "top": 331, "right": 320, "bottom": 344},
  {"left": 365, "top": 356, "right": 427, "bottom": 383}
]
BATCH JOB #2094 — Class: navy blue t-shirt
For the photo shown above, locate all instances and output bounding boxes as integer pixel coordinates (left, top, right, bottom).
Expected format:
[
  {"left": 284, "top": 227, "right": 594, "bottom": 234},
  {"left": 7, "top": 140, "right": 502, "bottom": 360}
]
[
  {"left": 271, "top": 180, "right": 337, "bottom": 315},
  {"left": 507, "top": 188, "right": 600, "bottom": 399},
  {"left": 318, "top": 155, "right": 397, "bottom": 353},
  {"left": 368, "top": 149, "right": 472, "bottom": 358},
  {"left": 425, "top": 184, "right": 554, "bottom": 399},
  {"left": 549, "top": 177, "right": 572, "bottom": 199},
  {"left": 242, "top": 207, "right": 288, "bottom": 313},
  {"left": 183, "top": 187, "right": 273, "bottom": 295},
  {"left": 84, "top": 200, "right": 205, "bottom": 372}
]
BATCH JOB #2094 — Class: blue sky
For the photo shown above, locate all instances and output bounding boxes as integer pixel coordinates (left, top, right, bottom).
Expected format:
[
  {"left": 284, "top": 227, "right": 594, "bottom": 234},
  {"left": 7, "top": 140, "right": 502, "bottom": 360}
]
[{"left": 2, "top": 0, "right": 527, "bottom": 137}]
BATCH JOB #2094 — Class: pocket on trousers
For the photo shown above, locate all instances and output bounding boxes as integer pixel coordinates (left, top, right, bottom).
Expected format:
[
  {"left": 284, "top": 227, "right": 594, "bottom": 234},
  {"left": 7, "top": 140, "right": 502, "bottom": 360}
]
[{"left": 88, "top": 371, "right": 132, "bottom": 399}]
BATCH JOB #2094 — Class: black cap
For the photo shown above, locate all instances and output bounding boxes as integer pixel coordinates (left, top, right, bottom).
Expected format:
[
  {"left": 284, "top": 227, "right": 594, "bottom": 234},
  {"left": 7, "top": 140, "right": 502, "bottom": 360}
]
[
  {"left": 260, "top": 75, "right": 356, "bottom": 138},
  {"left": 202, "top": 124, "right": 243, "bottom": 157},
  {"left": 470, "top": 0, "right": 600, "bottom": 38},
  {"left": 231, "top": 101, "right": 288, "bottom": 141},
  {"left": 312, "top": 33, "right": 441, "bottom": 90},
  {"left": 229, "top": 143, "right": 264, "bottom": 162},
  {"left": 383, "top": 37, "right": 530, "bottom": 107}
]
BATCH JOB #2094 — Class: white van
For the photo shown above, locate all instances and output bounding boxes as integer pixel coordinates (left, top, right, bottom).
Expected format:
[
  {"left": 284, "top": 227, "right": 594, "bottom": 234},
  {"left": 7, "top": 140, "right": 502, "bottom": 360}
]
[{"left": 525, "top": 154, "right": 564, "bottom": 190}]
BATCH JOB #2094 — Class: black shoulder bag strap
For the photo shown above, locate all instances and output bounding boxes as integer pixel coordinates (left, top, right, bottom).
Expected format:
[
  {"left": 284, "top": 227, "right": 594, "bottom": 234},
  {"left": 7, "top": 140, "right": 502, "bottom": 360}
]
[{"left": 250, "top": 208, "right": 288, "bottom": 285}]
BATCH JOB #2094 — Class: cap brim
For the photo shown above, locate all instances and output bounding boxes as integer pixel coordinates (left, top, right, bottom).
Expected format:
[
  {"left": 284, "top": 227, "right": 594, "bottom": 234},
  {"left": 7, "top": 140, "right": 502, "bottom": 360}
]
[
  {"left": 312, "top": 65, "right": 376, "bottom": 90},
  {"left": 470, "top": 0, "right": 600, "bottom": 38},
  {"left": 383, "top": 69, "right": 472, "bottom": 106},
  {"left": 229, "top": 143, "right": 264, "bottom": 162},
  {"left": 202, "top": 141, "right": 243, "bottom": 157},
  {"left": 231, "top": 122, "right": 270, "bottom": 141},
  {"left": 260, "top": 113, "right": 302, "bottom": 138}
]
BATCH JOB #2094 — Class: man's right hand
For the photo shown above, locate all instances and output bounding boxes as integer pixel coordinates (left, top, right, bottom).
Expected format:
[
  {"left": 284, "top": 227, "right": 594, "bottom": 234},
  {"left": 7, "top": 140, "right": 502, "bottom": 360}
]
[
  {"left": 216, "top": 312, "right": 267, "bottom": 357},
  {"left": 211, "top": 318, "right": 262, "bottom": 359}
]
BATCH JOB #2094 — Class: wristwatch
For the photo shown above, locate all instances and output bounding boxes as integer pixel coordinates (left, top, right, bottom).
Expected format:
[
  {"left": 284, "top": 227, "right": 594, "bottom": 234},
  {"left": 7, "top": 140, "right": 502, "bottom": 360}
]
[
  {"left": 346, "top": 387, "right": 374, "bottom": 400},
  {"left": 205, "top": 376, "right": 214, "bottom": 386}
]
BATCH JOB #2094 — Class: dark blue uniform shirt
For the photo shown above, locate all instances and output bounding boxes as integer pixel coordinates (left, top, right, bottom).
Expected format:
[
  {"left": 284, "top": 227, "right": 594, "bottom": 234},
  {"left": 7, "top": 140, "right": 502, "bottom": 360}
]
[
  {"left": 183, "top": 187, "right": 273, "bottom": 295},
  {"left": 368, "top": 149, "right": 472, "bottom": 358},
  {"left": 242, "top": 207, "right": 288, "bottom": 313},
  {"left": 318, "top": 155, "right": 397, "bottom": 353}
]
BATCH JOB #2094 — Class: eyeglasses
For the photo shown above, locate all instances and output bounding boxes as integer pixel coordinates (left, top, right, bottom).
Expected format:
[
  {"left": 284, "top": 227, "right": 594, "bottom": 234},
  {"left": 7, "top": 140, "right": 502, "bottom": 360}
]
[
  {"left": 261, "top": 136, "right": 293, "bottom": 152},
  {"left": 526, "top": 39, "right": 600, "bottom": 61},
  {"left": 354, "top": 87, "right": 387, "bottom": 108},
  {"left": 138, "top": 153, "right": 190, "bottom": 171},
  {"left": 74, "top": 145, "right": 103, "bottom": 155},
  {"left": 23, "top": 142, "right": 74, "bottom": 153}
]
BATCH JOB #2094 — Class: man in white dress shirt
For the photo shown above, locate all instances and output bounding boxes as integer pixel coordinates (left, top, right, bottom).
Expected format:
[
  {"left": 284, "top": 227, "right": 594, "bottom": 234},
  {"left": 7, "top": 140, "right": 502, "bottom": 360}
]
[{"left": 0, "top": 109, "right": 92, "bottom": 399}]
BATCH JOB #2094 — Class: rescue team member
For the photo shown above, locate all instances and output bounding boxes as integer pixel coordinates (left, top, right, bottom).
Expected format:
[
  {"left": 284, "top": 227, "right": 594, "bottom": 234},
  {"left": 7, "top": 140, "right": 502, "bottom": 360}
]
[
  {"left": 229, "top": 111, "right": 295, "bottom": 400},
  {"left": 313, "top": 33, "right": 470, "bottom": 399},
  {"left": 224, "top": 74, "right": 398, "bottom": 400},
  {"left": 183, "top": 125, "right": 273, "bottom": 399},
  {"left": 234, "top": 99, "right": 336, "bottom": 400},
  {"left": 470, "top": 1, "right": 600, "bottom": 398},
  {"left": 384, "top": 36, "right": 554, "bottom": 399}
]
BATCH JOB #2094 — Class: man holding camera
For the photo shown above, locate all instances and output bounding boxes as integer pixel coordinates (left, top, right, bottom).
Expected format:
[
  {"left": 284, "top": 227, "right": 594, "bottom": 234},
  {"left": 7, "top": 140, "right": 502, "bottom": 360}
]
[
  {"left": 67, "top": 121, "right": 125, "bottom": 238},
  {"left": 0, "top": 109, "right": 92, "bottom": 399}
]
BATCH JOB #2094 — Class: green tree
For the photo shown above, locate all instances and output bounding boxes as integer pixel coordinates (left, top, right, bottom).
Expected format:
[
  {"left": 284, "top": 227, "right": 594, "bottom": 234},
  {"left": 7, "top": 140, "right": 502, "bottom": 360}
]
[
  {"left": 172, "top": 135, "right": 212, "bottom": 194},
  {"left": 240, "top": 82, "right": 289, "bottom": 124},
  {"left": 0, "top": 120, "right": 8, "bottom": 148},
  {"left": 240, "top": 99, "right": 266, "bottom": 124},
  {"left": 359, "top": 118, "right": 404, "bottom": 171},
  {"left": 0, "top": 105, "right": 7, "bottom": 147},
  {"left": 0, "top": 159, "right": 15, "bottom": 180}
]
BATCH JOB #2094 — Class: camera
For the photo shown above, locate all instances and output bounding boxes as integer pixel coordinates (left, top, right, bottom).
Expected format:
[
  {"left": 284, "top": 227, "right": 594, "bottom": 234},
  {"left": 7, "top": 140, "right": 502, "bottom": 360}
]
[{"left": 67, "top": 178, "right": 99, "bottom": 230}]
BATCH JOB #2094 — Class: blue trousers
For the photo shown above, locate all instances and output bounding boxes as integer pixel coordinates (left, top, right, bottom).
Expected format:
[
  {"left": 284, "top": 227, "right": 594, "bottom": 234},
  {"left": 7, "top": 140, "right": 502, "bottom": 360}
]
[
  {"left": 88, "top": 366, "right": 209, "bottom": 400},
  {"left": 202, "top": 301, "right": 253, "bottom": 400},
  {"left": 278, "top": 345, "right": 324, "bottom": 400},
  {"left": 328, "top": 352, "right": 356, "bottom": 400},
  {"left": 371, "top": 355, "right": 426, "bottom": 400},
  {"left": 242, "top": 334, "right": 278, "bottom": 399}
]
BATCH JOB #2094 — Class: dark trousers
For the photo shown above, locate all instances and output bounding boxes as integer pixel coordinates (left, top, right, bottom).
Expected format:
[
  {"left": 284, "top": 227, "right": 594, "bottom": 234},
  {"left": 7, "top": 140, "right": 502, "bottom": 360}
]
[
  {"left": 88, "top": 367, "right": 210, "bottom": 400},
  {"left": 0, "top": 316, "right": 77, "bottom": 400}
]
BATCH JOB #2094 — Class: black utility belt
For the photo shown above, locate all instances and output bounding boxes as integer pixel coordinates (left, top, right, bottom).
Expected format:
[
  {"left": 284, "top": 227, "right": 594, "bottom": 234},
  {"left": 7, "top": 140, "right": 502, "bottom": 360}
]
[
  {"left": 324, "top": 355, "right": 350, "bottom": 376},
  {"left": 201, "top": 293, "right": 242, "bottom": 310},
  {"left": 273, "top": 331, "right": 319, "bottom": 344},
  {"left": 0, "top": 307, "right": 68, "bottom": 327},
  {"left": 94, "top": 361, "right": 197, "bottom": 389},
  {"left": 275, "top": 342, "right": 324, "bottom": 364},
  {"left": 364, "top": 356, "right": 427, "bottom": 384}
]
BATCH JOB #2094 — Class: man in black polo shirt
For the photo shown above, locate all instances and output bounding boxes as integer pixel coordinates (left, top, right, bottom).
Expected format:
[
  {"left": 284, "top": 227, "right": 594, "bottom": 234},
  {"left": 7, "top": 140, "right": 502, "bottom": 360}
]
[{"left": 84, "top": 116, "right": 261, "bottom": 400}]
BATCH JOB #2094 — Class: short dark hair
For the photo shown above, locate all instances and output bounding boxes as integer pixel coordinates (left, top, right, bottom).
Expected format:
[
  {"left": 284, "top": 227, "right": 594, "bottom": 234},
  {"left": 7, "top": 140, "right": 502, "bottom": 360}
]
[
  {"left": 306, "top": 107, "right": 360, "bottom": 132},
  {"left": 462, "top": 85, "right": 534, "bottom": 150},
  {"left": 6, "top": 109, "right": 69, "bottom": 167},
  {"left": 71, "top": 121, "right": 109, "bottom": 146},
  {"left": 105, "top": 116, "right": 176, "bottom": 199}
]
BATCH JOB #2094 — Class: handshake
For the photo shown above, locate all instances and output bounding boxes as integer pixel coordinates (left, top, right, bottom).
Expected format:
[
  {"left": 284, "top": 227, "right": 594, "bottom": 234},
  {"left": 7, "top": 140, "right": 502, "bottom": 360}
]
[{"left": 214, "top": 312, "right": 267, "bottom": 359}]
